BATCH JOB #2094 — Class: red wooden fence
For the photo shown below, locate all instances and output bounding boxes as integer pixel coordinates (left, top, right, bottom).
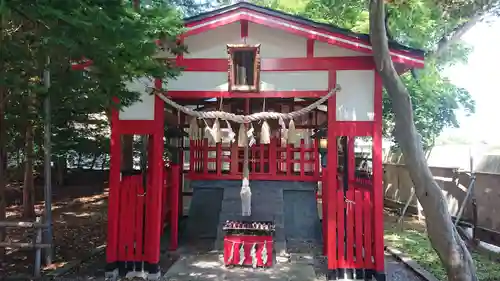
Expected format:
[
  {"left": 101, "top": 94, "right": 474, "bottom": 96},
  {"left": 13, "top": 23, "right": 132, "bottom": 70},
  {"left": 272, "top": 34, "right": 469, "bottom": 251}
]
[
  {"left": 111, "top": 165, "right": 180, "bottom": 263},
  {"left": 320, "top": 168, "right": 379, "bottom": 276},
  {"left": 189, "top": 137, "right": 320, "bottom": 181}
]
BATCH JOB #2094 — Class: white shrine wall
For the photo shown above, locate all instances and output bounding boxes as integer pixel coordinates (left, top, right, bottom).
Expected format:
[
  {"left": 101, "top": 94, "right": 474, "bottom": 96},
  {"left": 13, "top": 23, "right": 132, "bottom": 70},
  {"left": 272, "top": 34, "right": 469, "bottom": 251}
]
[
  {"left": 118, "top": 77, "right": 156, "bottom": 121},
  {"left": 336, "top": 70, "right": 375, "bottom": 121},
  {"left": 123, "top": 21, "right": 377, "bottom": 122},
  {"left": 182, "top": 22, "right": 367, "bottom": 59},
  {"left": 165, "top": 22, "right": 366, "bottom": 93},
  {"left": 166, "top": 71, "right": 329, "bottom": 92}
]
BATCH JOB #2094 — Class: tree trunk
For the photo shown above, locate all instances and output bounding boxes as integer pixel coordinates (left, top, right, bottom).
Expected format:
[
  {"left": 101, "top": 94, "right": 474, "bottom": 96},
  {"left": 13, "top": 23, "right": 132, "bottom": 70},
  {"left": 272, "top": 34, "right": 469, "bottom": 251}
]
[
  {"left": 0, "top": 87, "right": 6, "bottom": 259},
  {"left": 17, "top": 149, "right": 22, "bottom": 168},
  {"left": 122, "top": 135, "right": 134, "bottom": 171},
  {"left": 101, "top": 154, "right": 108, "bottom": 171},
  {"left": 76, "top": 153, "right": 82, "bottom": 169},
  {"left": 55, "top": 156, "right": 66, "bottom": 186},
  {"left": 23, "top": 101, "right": 36, "bottom": 219},
  {"left": 90, "top": 153, "right": 98, "bottom": 170},
  {"left": 368, "top": 1, "right": 477, "bottom": 280}
]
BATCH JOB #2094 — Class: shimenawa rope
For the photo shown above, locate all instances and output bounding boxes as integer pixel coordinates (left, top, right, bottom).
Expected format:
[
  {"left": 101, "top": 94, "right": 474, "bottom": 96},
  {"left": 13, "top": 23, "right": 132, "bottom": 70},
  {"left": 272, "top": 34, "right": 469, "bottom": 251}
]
[{"left": 151, "top": 85, "right": 341, "bottom": 123}]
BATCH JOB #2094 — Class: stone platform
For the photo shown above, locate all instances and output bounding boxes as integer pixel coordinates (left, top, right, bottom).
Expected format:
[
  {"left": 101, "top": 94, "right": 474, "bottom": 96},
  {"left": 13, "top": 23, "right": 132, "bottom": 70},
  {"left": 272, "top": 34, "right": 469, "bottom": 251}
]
[
  {"left": 163, "top": 253, "right": 317, "bottom": 281},
  {"left": 185, "top": 180, "right": 322, "bottom": 256}
]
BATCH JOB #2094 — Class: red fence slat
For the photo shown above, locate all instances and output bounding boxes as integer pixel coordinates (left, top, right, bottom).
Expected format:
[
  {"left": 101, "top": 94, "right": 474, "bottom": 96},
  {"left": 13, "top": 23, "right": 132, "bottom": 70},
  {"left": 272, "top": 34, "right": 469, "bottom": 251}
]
[
  {"left": 321, "top": 168, "right": 328, "bottom": 256},
  {"left": 188, "top": 137, "right": 320, "bottom": 181},
  {"left": 336, "top": 187, "right": 345, "bottom": 269},
  {"left": 117, "top": 176, "right": 129, "bottom": 260},
  {"left": 126, "top": 176, "right": 138, "bottom": 261},
  {"left": 161, "top": 171, "right": 169, "bottom": 234},
  {"left": 363, "top": 190, "right": 374, "bottom": 270},
  {"left": 134, "top": 176, "right": 145, "bottom": 261},
  {"left": 354, "top": 189, "right": 364, "bottom": 269},
  {"left": 345, "top": 188, "right": 355, "bottom": 268},
  {"left": 170, "top": 165, "right": 180, "bottom": 250}
]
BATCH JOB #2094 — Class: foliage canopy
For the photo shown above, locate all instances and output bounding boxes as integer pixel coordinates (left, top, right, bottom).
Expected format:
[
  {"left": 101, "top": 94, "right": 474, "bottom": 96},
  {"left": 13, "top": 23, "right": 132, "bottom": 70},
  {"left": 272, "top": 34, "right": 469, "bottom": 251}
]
[
  {"left": 1, "top": 0, "right": 185, "bottom": 169},
  {"left": 253, "top": 0, "right": 479, "bottom": 148}
]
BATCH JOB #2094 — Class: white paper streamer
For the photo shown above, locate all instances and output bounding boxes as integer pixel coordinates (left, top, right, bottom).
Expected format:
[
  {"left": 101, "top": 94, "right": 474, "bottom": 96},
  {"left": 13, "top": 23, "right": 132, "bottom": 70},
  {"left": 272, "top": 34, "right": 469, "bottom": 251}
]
[
  {"left": 251, "top": 243, "right": 257, "bottom": 268},
  {"left": 225, "top": 239, "right": 271, "bottom": 266},
  {"left": 240, "top": 178, "right": 252, "bottom": 216},
  {"left": 227, "top": 241, "right": 235, "bottom": 263},
  {"left": 239, "top": 242, "right": 245, "bottom": 265},
  {"left": 262, "top": 240, "right": 268, "bottom": 265}
]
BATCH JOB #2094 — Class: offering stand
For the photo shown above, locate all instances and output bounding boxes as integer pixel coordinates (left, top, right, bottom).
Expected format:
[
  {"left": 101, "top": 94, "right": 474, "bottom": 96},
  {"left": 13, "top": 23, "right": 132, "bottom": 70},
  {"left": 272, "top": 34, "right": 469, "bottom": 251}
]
[{"left": 222, "top": 220, "right": 275, "bottom": 268}]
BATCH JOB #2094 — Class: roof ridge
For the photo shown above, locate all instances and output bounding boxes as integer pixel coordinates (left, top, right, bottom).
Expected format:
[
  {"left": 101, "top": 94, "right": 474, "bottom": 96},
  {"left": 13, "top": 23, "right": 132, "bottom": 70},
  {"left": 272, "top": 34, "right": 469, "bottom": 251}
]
[{"left": 183, "top": 2, "right": 426, "bottom": 57}]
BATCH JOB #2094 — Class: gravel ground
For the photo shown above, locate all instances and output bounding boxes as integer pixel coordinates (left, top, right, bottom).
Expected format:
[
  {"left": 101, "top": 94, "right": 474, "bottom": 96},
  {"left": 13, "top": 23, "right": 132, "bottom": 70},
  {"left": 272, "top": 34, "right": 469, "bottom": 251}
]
[
  {"left": 59, "top": 251, "right": 178, "bottom": 280},
  {"left": 55, "top": 238, "right": 424, "bottom": 281},
  {"left": 286, "top": 239, "right": 424, "bottom": 281},
  {"left": 310, "top": 254, "right": 424, "bottom": 281}
]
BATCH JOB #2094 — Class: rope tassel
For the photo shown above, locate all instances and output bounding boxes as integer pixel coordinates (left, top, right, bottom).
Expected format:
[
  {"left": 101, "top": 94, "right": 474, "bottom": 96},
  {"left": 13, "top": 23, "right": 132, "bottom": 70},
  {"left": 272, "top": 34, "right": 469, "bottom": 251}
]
[
  {"left": 260, "top": 98, "right": 271, "bottom": 144},
  {"left": 203, "top": 119, "right": 215, "bottom": 144},
  {"left": 188, "top": 118, "right": 199, "bottom": 140},
  {"left": 260, "top": 120, "right": 271, "bottom": 144},
  {"left": 238, "top": 123, "right": 247, "bottom": 147},
  {"left": 213, "top": 118, "right": 221, "bottom": 144},
  {"left": 287, "top": 119, "right": 296, "bottom": 146},
  {"left": 222, "top": 120, "right": 235, "bottom": 143},
  {"left": 247, "top": 123, "right": 256, "bottom": 147},
  {"left": 278, "top": 117, "right": 288, "bottom": 147}
]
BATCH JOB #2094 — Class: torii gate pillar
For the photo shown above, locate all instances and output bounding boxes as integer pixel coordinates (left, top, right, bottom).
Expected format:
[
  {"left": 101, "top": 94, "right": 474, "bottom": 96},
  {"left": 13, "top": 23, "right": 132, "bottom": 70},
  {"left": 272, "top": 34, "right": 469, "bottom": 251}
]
[{"left": 105, "top": 78, "right": 165, "bottom": 279}]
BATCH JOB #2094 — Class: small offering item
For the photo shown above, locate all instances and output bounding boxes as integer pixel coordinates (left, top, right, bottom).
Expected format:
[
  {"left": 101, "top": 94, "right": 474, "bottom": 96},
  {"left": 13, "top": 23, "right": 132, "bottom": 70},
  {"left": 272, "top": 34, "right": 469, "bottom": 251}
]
[{"left": 222, "top": 220, "right": 275, "bottom": 268}]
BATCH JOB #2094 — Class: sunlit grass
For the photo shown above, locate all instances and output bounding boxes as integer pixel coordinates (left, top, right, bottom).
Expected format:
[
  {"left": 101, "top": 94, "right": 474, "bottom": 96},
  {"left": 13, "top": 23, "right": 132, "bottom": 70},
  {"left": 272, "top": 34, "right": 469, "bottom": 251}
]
[{"left": 385, "top": 224, "right": 500, "bottom": 281}]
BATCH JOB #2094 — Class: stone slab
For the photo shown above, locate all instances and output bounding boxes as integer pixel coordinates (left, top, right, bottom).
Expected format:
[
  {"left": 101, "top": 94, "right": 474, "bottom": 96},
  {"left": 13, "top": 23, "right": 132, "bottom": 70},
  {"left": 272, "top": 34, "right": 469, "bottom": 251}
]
[{"left": 163, "top": 253, "right": 318, "bottom": 281}]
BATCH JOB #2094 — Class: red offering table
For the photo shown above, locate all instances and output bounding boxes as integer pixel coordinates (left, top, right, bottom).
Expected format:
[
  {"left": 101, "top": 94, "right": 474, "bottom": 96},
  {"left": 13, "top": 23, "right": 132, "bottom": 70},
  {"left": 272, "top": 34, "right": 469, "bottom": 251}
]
[
  {"left": 223, "top": 235, "right": 273, "bottom": 267},
  {"left": 222, "top": 220, "right": 275, "bottom": 268}
]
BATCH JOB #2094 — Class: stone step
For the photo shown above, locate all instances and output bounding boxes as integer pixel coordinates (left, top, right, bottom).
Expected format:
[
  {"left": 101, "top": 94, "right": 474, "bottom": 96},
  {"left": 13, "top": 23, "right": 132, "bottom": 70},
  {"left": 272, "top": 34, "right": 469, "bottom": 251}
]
[{"left": 163, "top": 253, "right": 318, "bottom": 281}]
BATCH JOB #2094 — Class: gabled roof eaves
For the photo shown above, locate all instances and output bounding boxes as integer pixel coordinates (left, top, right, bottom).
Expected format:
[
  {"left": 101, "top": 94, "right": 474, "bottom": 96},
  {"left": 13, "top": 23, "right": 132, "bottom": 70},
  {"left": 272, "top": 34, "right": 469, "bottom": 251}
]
[{"left": 183, "top": 2, "right": 426, "bottom": 59}]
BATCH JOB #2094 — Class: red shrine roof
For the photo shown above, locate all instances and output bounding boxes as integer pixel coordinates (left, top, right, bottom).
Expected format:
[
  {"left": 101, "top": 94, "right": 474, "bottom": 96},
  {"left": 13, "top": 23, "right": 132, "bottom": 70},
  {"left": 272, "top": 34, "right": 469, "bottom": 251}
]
[{"left": 183, "top": 2, "right": 425, "bottom": 68}]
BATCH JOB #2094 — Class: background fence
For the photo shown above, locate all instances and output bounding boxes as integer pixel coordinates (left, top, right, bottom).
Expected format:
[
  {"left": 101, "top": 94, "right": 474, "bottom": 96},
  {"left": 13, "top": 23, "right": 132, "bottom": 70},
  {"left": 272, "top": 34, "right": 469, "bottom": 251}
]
[{"left": 383, "top": 163, "right": 500, "bottom": 245}]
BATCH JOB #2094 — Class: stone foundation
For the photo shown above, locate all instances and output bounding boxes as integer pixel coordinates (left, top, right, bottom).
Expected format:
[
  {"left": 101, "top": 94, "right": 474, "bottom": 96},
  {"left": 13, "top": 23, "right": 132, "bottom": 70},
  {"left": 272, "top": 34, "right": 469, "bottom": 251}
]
[{"left": 184, "top": 180, "right": 322, "bottom": 255}]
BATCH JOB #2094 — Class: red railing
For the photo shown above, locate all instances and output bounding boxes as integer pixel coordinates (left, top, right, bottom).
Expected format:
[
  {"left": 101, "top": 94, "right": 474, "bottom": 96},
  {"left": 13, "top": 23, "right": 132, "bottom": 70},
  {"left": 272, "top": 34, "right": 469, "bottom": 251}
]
[
  {"left": 113, "top": 165, "right": 180, "bottom": 263},
  {"left": 164, "top": 164, "right": 180, "bottom": 250},
  {"left": 188, "top": 137, "right": 320, "bottom": 181},
  {"left": 321, "top": 168, "right": 380, "bottom": 276},
  {"left": 116, "top": 175, "right": 146, "bottom": 261}
]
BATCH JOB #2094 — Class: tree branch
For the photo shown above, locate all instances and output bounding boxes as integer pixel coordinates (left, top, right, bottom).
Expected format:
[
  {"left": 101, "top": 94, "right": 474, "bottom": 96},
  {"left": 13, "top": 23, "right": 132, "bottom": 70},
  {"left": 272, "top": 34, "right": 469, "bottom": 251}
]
[
  {"left": 384, "top": 7, "right": 393, "bottom": 41},
  {"left": 369, "top": 0, "right": 478, "bottom": 280},
  {"left": 432, "top": 14, "right": 483, "bottom": 59}
]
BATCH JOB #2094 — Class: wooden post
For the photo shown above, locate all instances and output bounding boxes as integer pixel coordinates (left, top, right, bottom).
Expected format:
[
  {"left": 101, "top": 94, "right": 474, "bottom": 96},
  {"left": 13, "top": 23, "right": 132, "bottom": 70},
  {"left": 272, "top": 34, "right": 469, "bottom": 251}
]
[
  {"left": 170, "top": 164, "right": 180, "bottom": 250},
  {"left": 216, "top": 143, "right": 222, "bottom": 176},
  {"left": 314, "top": 138, "right": 320, "bottom": 177},
  {"left": 243, "top": 99, "right": 250, "bottom": 181},
  {"left": 203, "top": 139, "right": 208, "bottom": 174},
  {"left": 472, "top": 198, "right": 478, "bottom": 244},
  {"left": 189, "top": 140, "right": 195, "bottom": 174},
  {"left": 322, "top": 168, "right": 328, "bottom": 255},
  {"left": 230, "top": 142, "right": 238, "bottom": 175},
  {"left": 106, "top": 99, "right": 121, "bottom": 267},
  {"left": 300, "top": 139, "right": 305, "bottom": 177},
  {"left": 269, "top": 138, "right": 277, "bottom": 176},
  {"left": 326, "top": 71, "right": 338, "bottom": 272},
  {"left": 34, "top": 217, "right": 42, "bottom": 278},
  {"left": 372, "top": 73, "right": 385, "bottom": 276}
]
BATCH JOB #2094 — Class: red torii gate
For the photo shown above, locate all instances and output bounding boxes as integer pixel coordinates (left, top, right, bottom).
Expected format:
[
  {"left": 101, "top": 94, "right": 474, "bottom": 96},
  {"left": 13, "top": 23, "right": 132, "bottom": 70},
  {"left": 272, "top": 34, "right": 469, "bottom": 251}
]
[{"left": 71, "top": 58, "right": 180, "bottom": 280}]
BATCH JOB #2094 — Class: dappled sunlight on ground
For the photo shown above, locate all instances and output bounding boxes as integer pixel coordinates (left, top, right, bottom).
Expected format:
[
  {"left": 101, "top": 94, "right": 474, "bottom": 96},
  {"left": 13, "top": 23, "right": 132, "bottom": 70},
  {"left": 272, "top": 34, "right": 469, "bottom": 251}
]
[{"left": 1, "top": 184, "right": 109, "bottom": 278}]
